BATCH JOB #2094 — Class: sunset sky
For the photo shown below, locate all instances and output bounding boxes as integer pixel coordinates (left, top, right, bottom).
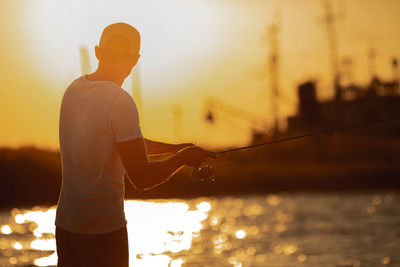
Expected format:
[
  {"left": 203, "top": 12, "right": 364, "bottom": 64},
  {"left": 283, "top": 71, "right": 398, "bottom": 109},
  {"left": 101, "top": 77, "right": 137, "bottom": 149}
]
[{"left": 1, "top": 0, "right": 399, "bottom": 149}]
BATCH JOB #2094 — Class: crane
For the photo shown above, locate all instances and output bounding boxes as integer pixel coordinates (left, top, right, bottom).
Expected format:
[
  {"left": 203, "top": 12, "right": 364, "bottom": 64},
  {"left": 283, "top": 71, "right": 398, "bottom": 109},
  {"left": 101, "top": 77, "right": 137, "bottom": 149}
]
[{"left": 204, "top": 97, "right": 267, "bottom": 143}]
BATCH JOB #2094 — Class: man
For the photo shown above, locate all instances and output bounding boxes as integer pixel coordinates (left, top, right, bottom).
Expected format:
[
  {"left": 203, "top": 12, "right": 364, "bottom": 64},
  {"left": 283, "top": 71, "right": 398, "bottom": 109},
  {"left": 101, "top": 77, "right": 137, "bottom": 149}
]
[{"left": 55, "top": 22, "right": 215, "bottom": 267}]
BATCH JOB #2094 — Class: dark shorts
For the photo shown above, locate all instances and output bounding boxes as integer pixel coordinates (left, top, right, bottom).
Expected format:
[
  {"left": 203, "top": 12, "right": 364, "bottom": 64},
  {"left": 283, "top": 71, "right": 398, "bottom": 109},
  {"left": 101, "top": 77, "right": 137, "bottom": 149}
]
[{"left": 55, "top": 226, "right": 129, "bottom": 267}]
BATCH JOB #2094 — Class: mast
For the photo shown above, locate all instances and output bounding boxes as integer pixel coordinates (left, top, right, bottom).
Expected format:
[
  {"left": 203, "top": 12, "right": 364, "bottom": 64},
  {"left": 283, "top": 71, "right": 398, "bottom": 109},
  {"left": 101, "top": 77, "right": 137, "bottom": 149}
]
[
  {"left": 321, "top": 0, "right": 342, "bottom": 99},
  {"left": 79, "top": 46, "right": 91, "bottom": 75},
  {"left": 267, "top": 11, "right": 281, "bottom": 135}
]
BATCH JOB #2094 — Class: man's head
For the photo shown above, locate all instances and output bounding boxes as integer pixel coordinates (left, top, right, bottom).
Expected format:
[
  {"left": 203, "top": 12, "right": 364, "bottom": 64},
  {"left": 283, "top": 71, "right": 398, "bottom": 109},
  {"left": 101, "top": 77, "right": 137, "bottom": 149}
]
[{"left": 95, "top": 23, "right": 141, "bottom": 79}]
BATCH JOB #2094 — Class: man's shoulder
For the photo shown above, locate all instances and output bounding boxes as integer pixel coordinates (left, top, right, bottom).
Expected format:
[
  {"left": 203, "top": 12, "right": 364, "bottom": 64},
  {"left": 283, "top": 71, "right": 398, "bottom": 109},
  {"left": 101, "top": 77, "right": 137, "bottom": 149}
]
[{"left": 91, "top": 81, "right": 135, "bottom": 110}]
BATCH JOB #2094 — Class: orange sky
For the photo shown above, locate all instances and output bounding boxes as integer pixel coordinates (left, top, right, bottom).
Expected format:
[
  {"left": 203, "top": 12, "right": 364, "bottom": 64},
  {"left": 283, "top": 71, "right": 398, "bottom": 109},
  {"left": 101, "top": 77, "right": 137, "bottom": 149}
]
[{"left": 1, "top": 0, "right": 399, "bottom": 149}]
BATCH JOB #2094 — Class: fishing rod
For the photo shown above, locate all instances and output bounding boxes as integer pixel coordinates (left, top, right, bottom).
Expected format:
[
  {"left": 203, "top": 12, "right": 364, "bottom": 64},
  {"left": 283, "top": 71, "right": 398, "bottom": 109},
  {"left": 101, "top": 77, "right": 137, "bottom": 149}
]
[
  {"left": 216, "top": 115, "right": 400, "bottom": 154},
  {"left": 190, "top": 115, "right": 400, "bottom": 181}
]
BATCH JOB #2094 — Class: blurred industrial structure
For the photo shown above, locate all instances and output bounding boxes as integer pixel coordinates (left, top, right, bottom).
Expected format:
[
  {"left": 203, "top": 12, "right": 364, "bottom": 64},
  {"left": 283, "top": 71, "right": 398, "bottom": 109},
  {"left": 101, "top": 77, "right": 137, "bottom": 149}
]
[
  {"left": 285, "top": 64, "right": 400, "bottom": 138},
  {"left": 286, "top": 0, "right": 398, "bottom": 140},
  {"left": 205, "top": 0, "right": 400, "bottom": 144},
  {"left": 204, "top": 54, "right": 400, "bottom": 144}
]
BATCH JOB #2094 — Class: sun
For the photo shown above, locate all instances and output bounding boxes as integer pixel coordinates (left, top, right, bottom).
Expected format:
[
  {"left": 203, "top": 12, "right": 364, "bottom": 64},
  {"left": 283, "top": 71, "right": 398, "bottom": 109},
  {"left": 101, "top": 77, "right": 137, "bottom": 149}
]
[{"left": 25, "top": 0, "right": 224, "bottom": 98}]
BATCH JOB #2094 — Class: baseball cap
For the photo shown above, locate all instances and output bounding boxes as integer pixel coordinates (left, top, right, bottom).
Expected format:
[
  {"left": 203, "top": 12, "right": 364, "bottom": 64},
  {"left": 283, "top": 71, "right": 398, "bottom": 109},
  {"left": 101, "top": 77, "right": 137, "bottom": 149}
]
[{"left": 99, "top": 23, "right": 141, "bottom": 56}]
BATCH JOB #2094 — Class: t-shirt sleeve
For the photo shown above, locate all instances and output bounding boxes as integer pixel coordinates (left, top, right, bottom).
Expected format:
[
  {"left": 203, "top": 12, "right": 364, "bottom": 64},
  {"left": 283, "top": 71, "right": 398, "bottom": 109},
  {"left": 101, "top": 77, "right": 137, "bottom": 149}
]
[{"left": 110, "top": 92, "right": 143, "bottom": 143}]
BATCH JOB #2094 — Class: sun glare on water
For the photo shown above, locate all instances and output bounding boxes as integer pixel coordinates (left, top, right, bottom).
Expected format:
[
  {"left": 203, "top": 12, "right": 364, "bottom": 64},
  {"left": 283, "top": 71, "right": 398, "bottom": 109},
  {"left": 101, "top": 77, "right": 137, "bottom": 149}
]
[
  {"left": 2, "top": 199, "right": 211, "bottom": 266},
  {"left": 1, "top": 194, "right": 398, "bottom": 266}
]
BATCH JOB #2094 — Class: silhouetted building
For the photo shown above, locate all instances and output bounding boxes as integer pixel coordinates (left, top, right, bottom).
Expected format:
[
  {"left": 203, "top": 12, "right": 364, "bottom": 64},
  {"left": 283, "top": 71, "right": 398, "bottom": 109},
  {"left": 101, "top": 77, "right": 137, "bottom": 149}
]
[{"left": 285, "top": 76, "right": 400, "bottom": 138}]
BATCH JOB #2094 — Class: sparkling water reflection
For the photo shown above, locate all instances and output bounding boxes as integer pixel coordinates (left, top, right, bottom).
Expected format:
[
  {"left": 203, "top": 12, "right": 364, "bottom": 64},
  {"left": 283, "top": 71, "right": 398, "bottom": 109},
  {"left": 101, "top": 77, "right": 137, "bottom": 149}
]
[
  {"left": 0, "top": 193, "right": 399, "bottom": 266},
  {"left": 0, "top": 199, "right": 211, "bottom": 266}
]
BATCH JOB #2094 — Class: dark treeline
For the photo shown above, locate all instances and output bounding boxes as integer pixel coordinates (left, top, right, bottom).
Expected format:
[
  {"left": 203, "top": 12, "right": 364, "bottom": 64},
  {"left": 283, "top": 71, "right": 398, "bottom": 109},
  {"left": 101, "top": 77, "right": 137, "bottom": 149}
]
[
  {"left": 0, "top": 146, "right": 61, "bottom": 208},
  {"left": 1, "top": 135, "right": 400, "bottom": 208}
]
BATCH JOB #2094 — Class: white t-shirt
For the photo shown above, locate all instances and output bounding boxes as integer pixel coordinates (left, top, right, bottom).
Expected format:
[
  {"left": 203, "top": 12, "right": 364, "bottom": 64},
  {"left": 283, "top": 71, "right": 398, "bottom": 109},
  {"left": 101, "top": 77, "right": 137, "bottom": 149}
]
[{"left": 55, "top": 75, "right": 142, "bottom": 234}]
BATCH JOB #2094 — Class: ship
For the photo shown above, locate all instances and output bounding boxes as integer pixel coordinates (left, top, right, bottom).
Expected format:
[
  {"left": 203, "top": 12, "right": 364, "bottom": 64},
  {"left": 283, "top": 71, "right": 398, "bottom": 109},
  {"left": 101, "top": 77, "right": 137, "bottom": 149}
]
[{"left": 251, "top": 58, "right": 400, "bottom": 144}]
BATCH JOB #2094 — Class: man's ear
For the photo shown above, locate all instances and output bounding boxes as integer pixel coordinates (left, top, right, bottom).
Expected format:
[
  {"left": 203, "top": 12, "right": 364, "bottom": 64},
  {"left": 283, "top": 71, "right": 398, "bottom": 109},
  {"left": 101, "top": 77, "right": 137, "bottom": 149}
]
[
  {"left": 134, "top": 54, "right": 140, "bottom": 65},
  {"left": 94, "top": 46, "right": 101, "bottom": 61},
  {"left": 130, "top": 54, "right": 140, "bottom": 68}
]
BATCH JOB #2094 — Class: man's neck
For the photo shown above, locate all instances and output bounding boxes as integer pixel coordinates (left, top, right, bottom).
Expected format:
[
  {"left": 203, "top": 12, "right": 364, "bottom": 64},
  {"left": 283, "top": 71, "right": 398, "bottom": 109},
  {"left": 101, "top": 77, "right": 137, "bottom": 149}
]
[{"left": 86, "top": 68, "right": 124, "bottom": 87}]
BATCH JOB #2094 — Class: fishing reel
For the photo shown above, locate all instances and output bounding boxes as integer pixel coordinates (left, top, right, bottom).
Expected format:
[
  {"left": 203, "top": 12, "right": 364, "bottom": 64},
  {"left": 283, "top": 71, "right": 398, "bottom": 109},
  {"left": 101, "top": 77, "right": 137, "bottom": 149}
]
[{"left": 190, "top": 163, "right": 216, "bottom": 182}]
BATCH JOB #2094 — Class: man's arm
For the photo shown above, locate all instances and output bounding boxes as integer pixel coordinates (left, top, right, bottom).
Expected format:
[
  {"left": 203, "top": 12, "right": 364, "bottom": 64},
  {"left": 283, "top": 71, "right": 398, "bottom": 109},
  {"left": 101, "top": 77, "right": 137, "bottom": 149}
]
[
  {"left": 144, "top": 138, "right": 192, "bottom": 154},
  {"left": 117, "top": 138, "right": 215, "bottom": 191}
]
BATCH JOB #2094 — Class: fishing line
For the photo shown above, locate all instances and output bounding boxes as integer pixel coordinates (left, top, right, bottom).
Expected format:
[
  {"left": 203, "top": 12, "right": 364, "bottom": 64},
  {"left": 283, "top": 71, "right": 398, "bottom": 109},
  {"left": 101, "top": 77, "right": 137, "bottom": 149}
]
[
  {"left": 216, "top": 115, "right": 400, "bottom": 155},
  {"left": 191, "top": 115, "right": 400, "bottom": 181}
]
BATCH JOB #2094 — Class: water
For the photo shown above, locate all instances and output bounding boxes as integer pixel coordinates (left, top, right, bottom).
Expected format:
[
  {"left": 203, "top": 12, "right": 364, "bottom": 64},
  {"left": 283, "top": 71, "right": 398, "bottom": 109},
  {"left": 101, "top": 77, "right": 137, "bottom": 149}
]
[{"left": 0, "top": 192, "right": 399, "bottom": 267}]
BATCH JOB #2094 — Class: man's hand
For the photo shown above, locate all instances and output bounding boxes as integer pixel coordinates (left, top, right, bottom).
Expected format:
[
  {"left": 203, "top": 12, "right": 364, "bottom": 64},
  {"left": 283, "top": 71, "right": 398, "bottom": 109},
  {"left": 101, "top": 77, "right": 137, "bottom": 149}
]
[
  {"left": 118, "top": 139, "right": 216, "bottom": 191},
  {"left": 177, "top": 146, "right": 216, "bottom": 167}
]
